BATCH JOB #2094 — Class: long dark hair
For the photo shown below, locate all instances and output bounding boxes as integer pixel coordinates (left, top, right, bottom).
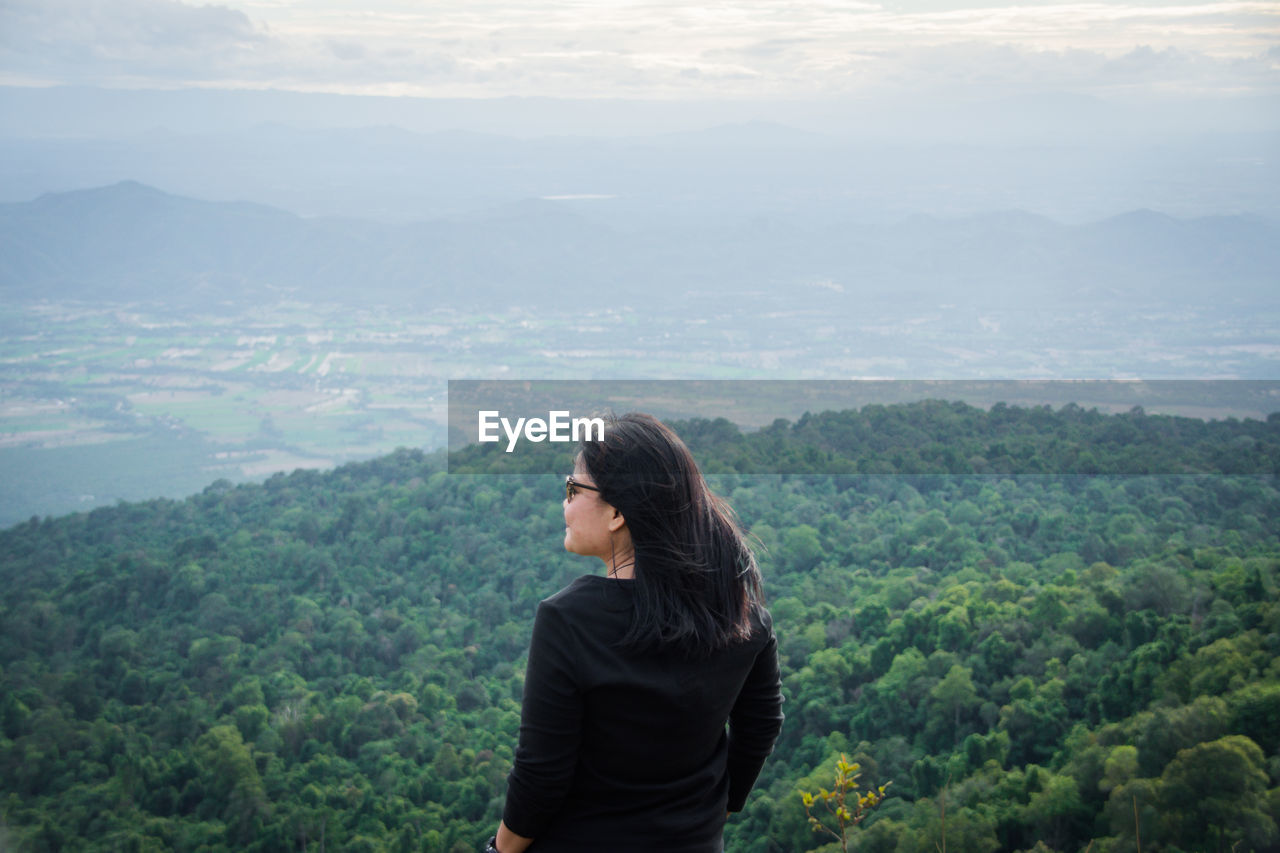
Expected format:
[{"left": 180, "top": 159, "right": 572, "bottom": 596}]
[{"left": 579, "top": 412, "right": 764, "bottom": 656}]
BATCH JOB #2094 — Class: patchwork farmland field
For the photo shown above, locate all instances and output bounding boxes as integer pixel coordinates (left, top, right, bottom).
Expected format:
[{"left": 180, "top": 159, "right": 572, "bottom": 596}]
[
  {"left": 1, "top": 300, "right": 765, "bottom": 523},
  {"left": 2, "top": 297, "right": 1277, "bottom": 525}
]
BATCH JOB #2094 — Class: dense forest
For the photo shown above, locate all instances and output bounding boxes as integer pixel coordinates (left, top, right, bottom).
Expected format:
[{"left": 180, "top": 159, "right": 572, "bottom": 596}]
[{"left": 2, "top": 400, "right": 1278, "bottom": 852}]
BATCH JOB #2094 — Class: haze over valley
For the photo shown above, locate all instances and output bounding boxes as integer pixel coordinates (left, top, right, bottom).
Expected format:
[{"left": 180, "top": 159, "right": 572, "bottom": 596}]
[
  {"left": 3, "top": 81, "right": 1279, "bottom": 523},
  {"left": 2, "top": 0, "right": 1279, "bottom": 521}
]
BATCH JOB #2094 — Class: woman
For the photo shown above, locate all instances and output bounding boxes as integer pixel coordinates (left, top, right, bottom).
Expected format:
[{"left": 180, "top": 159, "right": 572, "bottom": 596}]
[{"left": 486, "top": 413, "right": 784, "bottom": 852}]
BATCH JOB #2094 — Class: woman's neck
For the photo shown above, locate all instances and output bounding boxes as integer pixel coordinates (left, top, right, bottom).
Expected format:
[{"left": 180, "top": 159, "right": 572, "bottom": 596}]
[{"left": 605, "top": 541, "right": 636, "bottom": 579}]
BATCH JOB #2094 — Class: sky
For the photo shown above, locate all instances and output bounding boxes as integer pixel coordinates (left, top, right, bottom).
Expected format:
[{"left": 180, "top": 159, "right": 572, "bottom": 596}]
[{"left": 1, "top": 0, "right": 1278, "bottom": 103}]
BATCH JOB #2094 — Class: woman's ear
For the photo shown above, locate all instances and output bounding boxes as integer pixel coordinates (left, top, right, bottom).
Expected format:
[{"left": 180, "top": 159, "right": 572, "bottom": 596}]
[{"left": 607, "top": 507, "right": 627, "bottom": 533}]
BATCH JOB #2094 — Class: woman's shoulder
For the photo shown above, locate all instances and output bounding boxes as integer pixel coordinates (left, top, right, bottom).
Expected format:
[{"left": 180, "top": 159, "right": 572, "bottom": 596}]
[
  {"left": 746, "top": 601, "right": 776, "bottom": 641},
  {"left": 542, "top": 574, "right": 634, "bottom": 616}
]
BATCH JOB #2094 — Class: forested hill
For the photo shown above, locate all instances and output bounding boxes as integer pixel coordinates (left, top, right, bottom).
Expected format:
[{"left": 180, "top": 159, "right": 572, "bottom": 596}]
[
  {"left": 451, "top": 399, "right": 1280, "bottom": 475},
  {"left": 2, "top": 401, "right": 1278, "bottom": 852}
]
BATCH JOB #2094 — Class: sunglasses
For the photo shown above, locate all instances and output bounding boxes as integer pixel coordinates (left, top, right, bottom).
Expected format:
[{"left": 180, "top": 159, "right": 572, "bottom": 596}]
[{"left": 565, "top": 475, "right": 601, "bottom": 502}]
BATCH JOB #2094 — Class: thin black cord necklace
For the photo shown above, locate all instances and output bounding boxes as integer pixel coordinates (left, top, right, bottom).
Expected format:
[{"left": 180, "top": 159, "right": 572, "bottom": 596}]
[{"left": 608, "top": 535, "right": 635, "bottom": 578}]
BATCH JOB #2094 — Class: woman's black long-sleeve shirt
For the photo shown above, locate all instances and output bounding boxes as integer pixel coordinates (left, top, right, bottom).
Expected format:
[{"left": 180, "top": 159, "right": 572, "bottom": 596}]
[{"left": 502, "top": 575, "right": 784, "bottom": 851}]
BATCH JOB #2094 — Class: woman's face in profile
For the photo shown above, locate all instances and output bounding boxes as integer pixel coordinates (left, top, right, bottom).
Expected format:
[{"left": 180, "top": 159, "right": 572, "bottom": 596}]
[{"left": 563, "top": 463, "right": 619, "bottom": 561}]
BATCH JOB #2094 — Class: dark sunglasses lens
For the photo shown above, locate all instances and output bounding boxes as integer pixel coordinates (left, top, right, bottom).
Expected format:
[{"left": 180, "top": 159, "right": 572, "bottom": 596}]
[{"left": 565, "top": 478, "right": 575, "bottom": 501}]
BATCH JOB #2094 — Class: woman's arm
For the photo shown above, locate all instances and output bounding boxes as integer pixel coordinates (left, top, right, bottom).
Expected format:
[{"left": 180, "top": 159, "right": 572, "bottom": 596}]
[
  {"left": 493, "top": 820, "right": 533, "bottom": 853},
  {"left": 725, "top": 614, "right": 785, "bottom": 812},
  {"left": 500, "top": 602, "right": 584, "bottom": 839}
]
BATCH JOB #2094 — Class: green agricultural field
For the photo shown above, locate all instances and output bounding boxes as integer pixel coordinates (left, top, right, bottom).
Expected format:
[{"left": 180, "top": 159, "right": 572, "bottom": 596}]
[{"left": 128, "top": 399, "right": 264, "bottom": 439}]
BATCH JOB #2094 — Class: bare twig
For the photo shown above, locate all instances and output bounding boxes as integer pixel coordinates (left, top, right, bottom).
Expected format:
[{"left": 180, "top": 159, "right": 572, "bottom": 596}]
[
  {"left": 934, "top": 775, "right": 949, "bottom": 853},
  {"left": 1133, "top": 794, "right": 1141, "bottom": 853}
]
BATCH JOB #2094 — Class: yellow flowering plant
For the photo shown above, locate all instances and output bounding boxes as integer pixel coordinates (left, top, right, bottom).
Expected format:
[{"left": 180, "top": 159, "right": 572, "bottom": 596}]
[{"left": 800, "top": 754, "right": 891, "bottom": 852}]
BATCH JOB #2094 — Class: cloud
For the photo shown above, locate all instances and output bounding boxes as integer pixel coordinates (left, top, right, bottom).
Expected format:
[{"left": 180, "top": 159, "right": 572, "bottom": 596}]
[
  {"left": 0, "top": 0, "right": 1276, "bottom": 99},
  {"left": 0, "top": 0, "right": 266, "bottom": 84},
  {"left": 327, "top": 40, "right": 368, "bottom": 62}
]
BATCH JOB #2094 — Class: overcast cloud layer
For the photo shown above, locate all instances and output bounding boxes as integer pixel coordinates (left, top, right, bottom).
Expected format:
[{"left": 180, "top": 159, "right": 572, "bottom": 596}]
[{"left": 1, "top": 0, "right": 1277, "bottom": 100}]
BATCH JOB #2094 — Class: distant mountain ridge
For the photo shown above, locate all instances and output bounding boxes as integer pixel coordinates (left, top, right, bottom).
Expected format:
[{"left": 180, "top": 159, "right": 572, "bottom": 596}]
[{"left": 1, "top": 181, "right": 1276, "bottom": 310}]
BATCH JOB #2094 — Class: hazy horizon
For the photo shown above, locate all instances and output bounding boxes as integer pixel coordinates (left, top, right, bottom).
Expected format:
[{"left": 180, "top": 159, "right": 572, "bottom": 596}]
[
  {"left": 3, "top": 0, "right": 1277, "bottom": 220},
  {"left": 2, "top": 82, "right": 1277, "bottom": 226}
]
